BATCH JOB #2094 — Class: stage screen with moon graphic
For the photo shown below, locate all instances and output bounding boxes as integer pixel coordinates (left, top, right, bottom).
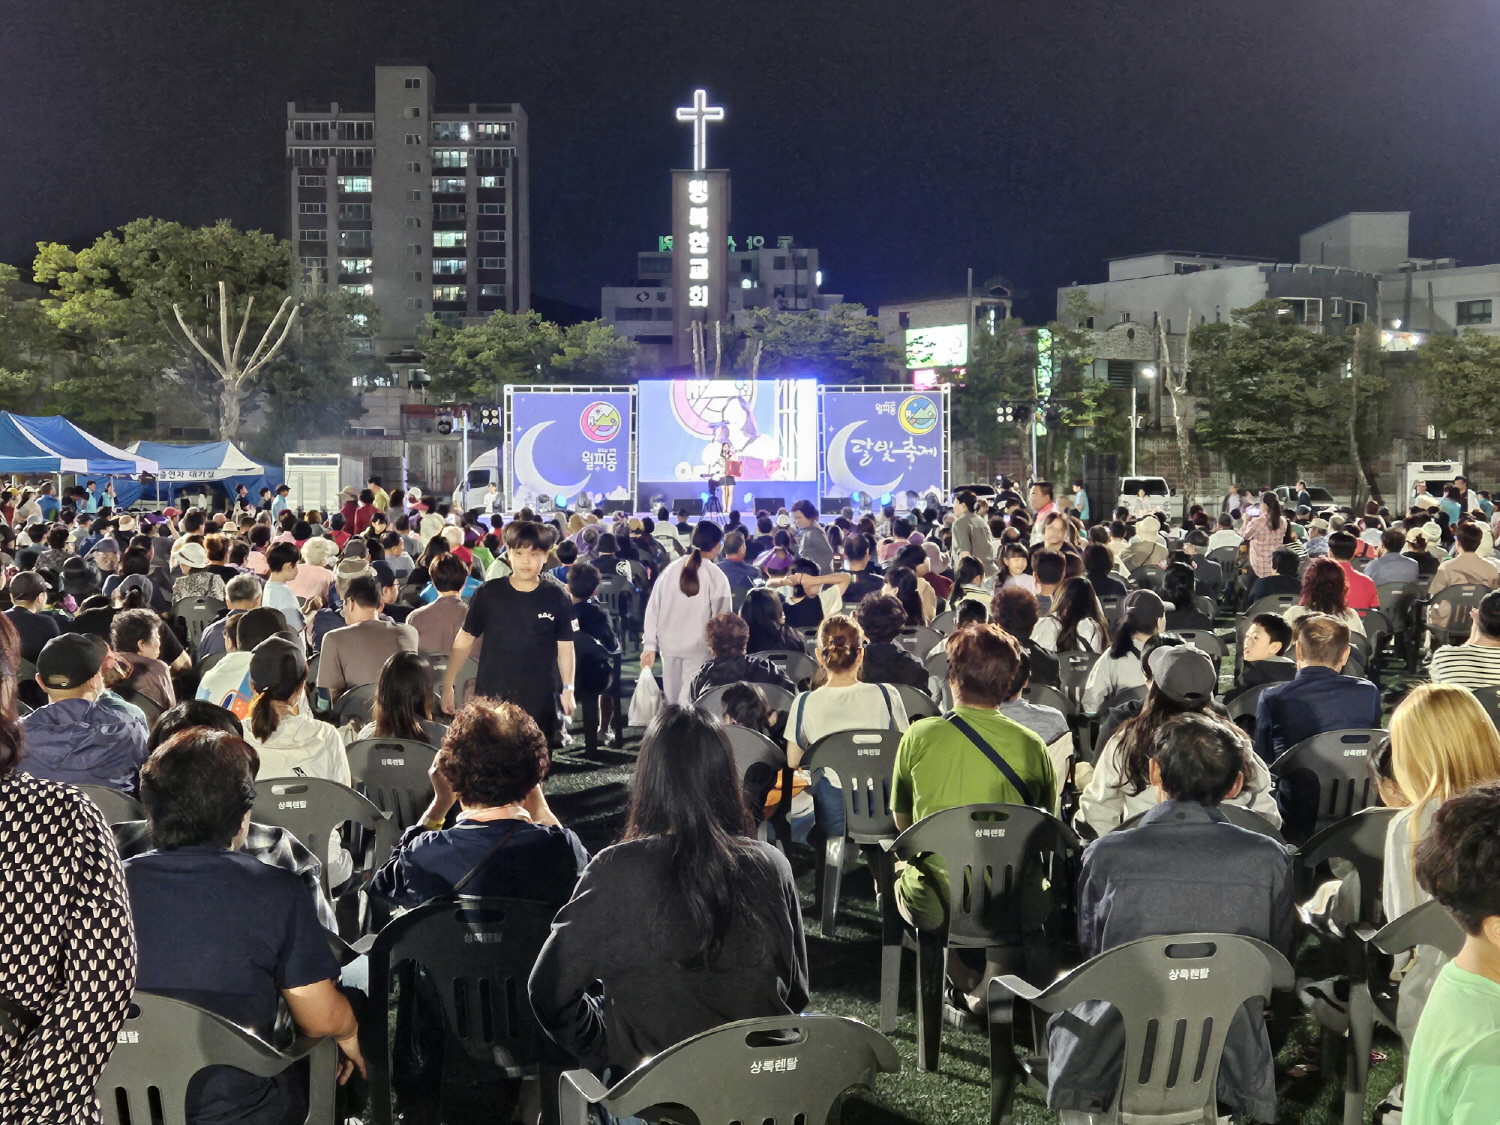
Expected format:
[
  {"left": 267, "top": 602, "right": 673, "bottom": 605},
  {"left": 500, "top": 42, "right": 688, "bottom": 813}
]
[
  {"left": 506, "top": 389, "right": 633, "bottom": 507},
  {"left": 820, "top": 388, "right": 946, "bottom": 504},
  {"left": 636, "top": 378, "right": 819, "bottom": 487}
]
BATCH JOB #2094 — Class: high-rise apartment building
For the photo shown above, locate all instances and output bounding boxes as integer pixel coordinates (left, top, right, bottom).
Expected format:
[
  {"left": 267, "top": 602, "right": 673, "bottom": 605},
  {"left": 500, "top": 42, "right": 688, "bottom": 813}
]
[{"left": 286, "top": 63, "right": 530, "bottom": 358}]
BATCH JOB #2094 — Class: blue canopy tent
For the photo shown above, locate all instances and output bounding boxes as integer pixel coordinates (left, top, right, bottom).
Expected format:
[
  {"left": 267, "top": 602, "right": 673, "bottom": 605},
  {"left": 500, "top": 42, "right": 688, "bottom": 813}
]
[
  {"left": 123, "top": 440, "right": 282, "bottom": 510},
  {"left": 0, "top": 412, "right": 157, "bottom": 479}
]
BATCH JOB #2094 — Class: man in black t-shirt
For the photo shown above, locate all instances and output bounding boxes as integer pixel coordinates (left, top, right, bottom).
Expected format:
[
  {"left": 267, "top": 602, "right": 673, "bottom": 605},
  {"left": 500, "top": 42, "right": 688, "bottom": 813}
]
[{"left": 441, "top": 520, "right": 576, "bottom": 743}]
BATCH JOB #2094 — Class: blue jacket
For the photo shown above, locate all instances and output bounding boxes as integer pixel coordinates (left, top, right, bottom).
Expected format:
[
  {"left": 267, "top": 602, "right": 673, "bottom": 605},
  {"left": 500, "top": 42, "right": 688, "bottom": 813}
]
[
  {"left": 21, "top": 697, "right": 149, "bottom": 793},
  {"left": 1252, "top": 665, "right": 1381, "bottom": 765},
  {"left": 716, "top": 557, "right": 761, "bottom": 593}
]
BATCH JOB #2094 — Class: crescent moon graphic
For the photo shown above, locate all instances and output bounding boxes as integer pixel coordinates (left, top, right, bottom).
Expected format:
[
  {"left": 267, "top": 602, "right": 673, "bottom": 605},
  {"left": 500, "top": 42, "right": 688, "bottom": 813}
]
[
  {"left": 514, "top": 421, "right": 592, "bottom": 495},
  {"left": 827, "top": 421, "right": 905, "bottom": 495}
]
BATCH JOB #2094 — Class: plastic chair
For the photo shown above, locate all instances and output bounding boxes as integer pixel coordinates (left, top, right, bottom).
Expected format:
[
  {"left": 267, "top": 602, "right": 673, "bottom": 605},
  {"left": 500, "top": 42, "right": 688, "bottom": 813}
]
[
  {"left": 432, "top": 658, "right": 480, "bottom": 715},
  {"left": 892, "top": 681, "right": 940, "bottom": 720},
  {"left": 1470, "top": 684, "right": 1500, "bottom": 730},
  {"left": 898, "top": 624, "right": 944, "bottom": 660},
  {"left": 1270, "top": 729, "right": 1386, "bottom": 842},
  {"left": 990, "top": 933, "right": 1294, "bottom": 1125},
  {"left": 1128, "top": 566, "right": 1162, "bottom": 591},
  {"left": 1098, "top": 595, "right": 1123, "bottom": 628},
  {"left": 1022, "top": 682, "right": 1073, "bottom": 718},
  {"left": 100, "top": 991, "right": 338, "bottom": 1125},
  {"left": 1194, "top": 594, "right": 1217, "bottom": 621},
  {"left": 332, "top": 683, "right": 378, "bottom": 728},
  {"left": 1376, "top": 581, "right": 1421, "bottom": 669},
  {"left": 1295, "top": 807, "right": 1400, "bottom": 1125},
  {"left": 358, "top": 897, "right": 561, "bottom": 1125},
  {"left": 1056, "top": 651, "right": 1099, "bottom": 703},
  {"left": 802, "top": 728, "right": 903, "bottom": 935},
  {"left": 692, "top": 680, "right": 795, "bottom": 718},
  {"left": 1225, "top": 681, "right": 1275, "bottom": 737},
  {"left": 558, "top": 1014, "right": 900, "bottom": 1125},
  {"left": 594, "top": 574, "right": 637, "bottom": 651},
  {"left": 753, "top": 648, "right": 819, "bottom": 689},
  {"left": 345, "top": 738, "right": 437, "bottom": 835},
  {"left": 1368, "top": 899, "right": 1466, "bottom": 1054},
  {"left": 171, "top": 596, "right": 227, "bottom": 654},
  {"left": 930, "top": 609, "right": 956, "bottom": 635},
  {"left": 1426, "top": 582, "right": 1489, "bottom": 647},
  {"left": 195, "top": 649, "right": 227, "bottom": 677},
  {"left": 924, "top": 649, "right": 952, "bottom": 707},
  {"left": 75, "top": 784, "right": 145, "bottom": 825},
  {"left": 252, "top": 778, "right": 395, "bottom": 895},
  {"left": 882, "top": 804, "right": 1079, "bottom": 1104},
  {"left": 1171, "top": 629, "right": 1227, "bottom": 664}
]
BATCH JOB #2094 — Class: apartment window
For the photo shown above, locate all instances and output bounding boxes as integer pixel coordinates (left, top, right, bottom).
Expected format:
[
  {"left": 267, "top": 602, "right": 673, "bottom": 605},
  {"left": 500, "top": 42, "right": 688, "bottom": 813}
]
[
  {"left": 405, "top": 134, "right": 422, "bottom": 145},
  {"left": 1349, "top": 301, "right": 1367, "bottom": 325},
  {"left": 341, "top": 283, "right": 373, "bottom": 297},
  {"left": 399, "top": 189, "right": 418, "bottom": 202},
  {"left": 336, "top": 121, "right": 373, "bottom": 140},
  {"left": 407, "top": 298, "right": 423, "bottom": 309},
  {"left": 404, "top": 76, "right": 422, "bottom": 88},
  {"left": 795, "top": 285, "right": 809, "bottom": 298},
  {"left": 432, "top": 149, "right": 469, "bottom": 168},
  {"left": 299, "top": 256, "right": 327, "bottom": 279},
  {"left": 479, "top": 284, "right": 505, "bottom": 297},
  {"left": 477, "top": 203, "right": 504, "bottom": 215},
  {"left": 298, "top": 229, "right": 327, "bottom": 241},
  {"left": 1174, "top": 262, "right": 1204, "bottom": 274},
  {"left": 615, "top": 307, "right": 654, "bottom": 322},
  {"left": 405, "top": 217, "right": 422, "bottom": 228},
  {"left": 406, "top": 270, "right": 423, "bottom": 282},
  {"left": 433, "top": 285, "right": 466, "bottom": 302},
  {"left": 404, "top": 107, "right": 422, "bottom": 119},
  {"left": 433, "top": 231, "right": 467, "bottom": 248},
  {"left": 404, "top": 161, "right": 422, "bottom": 174},
  {"left": 335, "top": 148, "right": 372, "bottom": 165},
  {"left": 478, "top": 175, "right": 505, "bottom": 188},
  {"left": 479, "top": 230, "right": 504, "bottom": 242},
  {"left": 340, "top": 258, "right": 372, "bottom": 274},
  {"left": 289, "top": 148, "right": 328, "bottom": 166},
  {"left": 299, "top": 202, "right": 326, "bottom": 215},
  {"left": 298, "top": 174, "right": 326, "bottom": 188},
  {"left": 433, "top": 258, "right": 467, "bottom": 275},
  {"left": 350, "top": 338, "right": 374, "bottom": 354},
  {"left": 434, "top": 203, "right": 464, "bottom": 221},
  {"left": 338, "top": 230, "right": 371, "bottom": 248},
  {"left": 1458, "top": 299, "right": 1493, "bottom": 326},
  {"left": 337, "top": 175, "right": 371, "bottom": 193},
  {"left": 432, "top": 121, "right": 471, "bottom": 142},
  {"left": 474, "top": 122, "right": 511, "bottom": 139},
  {"left": 293, "top": 121, "right": 331, "bottom": 141},
  {"left": 1105, "top": 360, "right": 1135, "bottom": 388},
  {"left": 473, "top": 148, "right": 513, "bottom": 168},
  {"left": 656, "top": 307, "right": 674, "bottom": 320},
  {"left": 432, "top": 177, "right": 465, "bottom": 194},
  {"left": 407, "top": 244, "right": 423, "bottom": 256},
  {"left": 338, "top": 203, "right": 370, "bottom": 220},
  {"left": 1281, "top": 297, "right": 1322, "bottom": 326},
  {"left": 478, "top": 257, "right": 504, "bottom": 270}
]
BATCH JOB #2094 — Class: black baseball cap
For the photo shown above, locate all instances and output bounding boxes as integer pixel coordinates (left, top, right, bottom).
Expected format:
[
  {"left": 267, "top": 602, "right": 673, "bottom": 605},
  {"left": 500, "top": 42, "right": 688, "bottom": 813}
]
[
  {"left": 9, "top": 571, "right": 50, "bottom": 602},
  {"left": 37, "top": 633, "right": 108, "bottom": 690}
]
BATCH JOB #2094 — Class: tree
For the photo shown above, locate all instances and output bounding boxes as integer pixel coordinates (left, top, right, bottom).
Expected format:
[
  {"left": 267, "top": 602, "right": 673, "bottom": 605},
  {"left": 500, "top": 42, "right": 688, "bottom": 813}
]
[
  {"left": 173, "top": 282, "right": 298, "bottom": 442},
  {"left": 1191, "top": 299, "right": 1356, "bottom": 481},
  {"left": 1411, "top": 329, "right": 1500, "bottom": 447},
  {"left": 735, "top": 304, "right": 901, "bottom": 384},
  {"left": 419, "top": 310, "right": 640, "bottom": 399},
  {"left": 0, "top": 262, "right": 56, "bottom": 414},
  {"left": 1158, "top": 315, "right": 1198, "bottom": 507},
  {"left": 946, "top": 317, "right": 1038, "bottom": 482}
]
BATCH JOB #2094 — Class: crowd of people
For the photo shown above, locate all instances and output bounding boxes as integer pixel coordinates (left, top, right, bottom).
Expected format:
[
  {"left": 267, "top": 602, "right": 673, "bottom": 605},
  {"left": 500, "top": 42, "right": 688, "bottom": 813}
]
[{"left": 0, "top": 470, "right": 1496, "bottom": 1125}]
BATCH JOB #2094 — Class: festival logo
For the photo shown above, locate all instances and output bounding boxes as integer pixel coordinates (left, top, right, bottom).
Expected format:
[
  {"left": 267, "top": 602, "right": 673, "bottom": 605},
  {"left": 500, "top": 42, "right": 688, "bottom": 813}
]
[
  {"left": 669, "top": 378, "right": 757, "bottom": 436},
  {"left": 898, "top": 395, "right": 938, "bottom": 436},
  {"left": 579, "top": 401, "right": 622, "bottom": 443}
]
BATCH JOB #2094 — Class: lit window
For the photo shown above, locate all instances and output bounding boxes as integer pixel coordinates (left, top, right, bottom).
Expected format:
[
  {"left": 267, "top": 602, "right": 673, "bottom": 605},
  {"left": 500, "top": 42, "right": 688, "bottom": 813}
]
[
  {"left": 337, "top": 175, "right": 371, "bottom": 193},
  {"left": 404, "top": 77, "right": 422, "bottom": 89},
  {"left": 299, "top": 256, "right": 327, "bottom": 280},
  {"left": 351, "top": 339, "right": 374, "bottom": 355},
  {"left": 434, "top": 203, "right": 465, "bottom": 221},
  {"left": 431, "top": 121, "right": 471, "bottom": 142},
  {"left": 478, "top": 257, "right": 503, "bottom": 269},
  {"left": 406, "top": 189, "right": 423, "bottom": 201},
  {"left": 299, "top": 202, "right": 326, "bottom": 214},
  {"left": 433, "top": 258, "right": 467, "bottom": 275},
  {"left": 338, "top": 203, "right": 370, "bottom": 220},
  {"left": 477, "top": 203, "right": 504, "bottom": 215},
  {"left": 474, "top": 122, "right": 511, "bottom": 138},
  {"left": 338, "top": 230, "right": 371, "bottom": 248},
  {"left": 432, "top": 150, "right": 469, "bottom": 168},
  {"left": 478, "top": 230, "right": 504, "bottom": 242},
  {"left": 404, "top": 161, "right": 422, "bottom": 174},
  {"left": 340, "top": 258, "right": 373, "bottom": 274},
  {"left": 433, "top": 285, "right": 466, "bottom": 302},
  {"left": 298, "top": 175, "right": 326, "bottom": 188},
  {"left": 478, "top": 175, "right": 504, "bottom": 188},
  {"left": 299, "top": 229, "right": 327, "bottom": 241},
  {"left": 433, "top": 231, "right": 467, "bottom": 248},
  {"left": 405, "top": 217, "right": 422, "bottom": 228},
  {"left": 341, "top": 283, "right": 373, "bottom": 296},
  {"left": 479, "top": 284, "right": 505, "bottom": 297},
  {"left": 432, "top": 177, "right": 465, "bottom": 194},
  {"left": 1458, "top": 299, "right": 1492, "bottom": 326}
]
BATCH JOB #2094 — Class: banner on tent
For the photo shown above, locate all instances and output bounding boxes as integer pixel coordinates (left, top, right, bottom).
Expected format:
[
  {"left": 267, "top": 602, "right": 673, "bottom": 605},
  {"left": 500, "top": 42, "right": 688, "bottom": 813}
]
[
  {"left": 819, "top": 386, "right": 949, "bottom": 502},
  {"left": 503, "top": 387, "right": 635, "bottom": 508}
]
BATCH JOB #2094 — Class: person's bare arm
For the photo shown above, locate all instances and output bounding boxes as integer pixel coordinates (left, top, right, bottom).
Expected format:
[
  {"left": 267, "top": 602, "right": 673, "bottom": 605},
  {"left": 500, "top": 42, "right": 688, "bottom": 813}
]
[
  {"left": 282, "top": 979, "right": 365, "bottom": 1083},
  {"left": 556, "top": 639, "right": 575, "bottom": 717},
  {"left": 522, "top": 783, "right": 561, "bottom": 827},
  {"left": 439, "top": 628, "right": 477, "bottom": 715}
]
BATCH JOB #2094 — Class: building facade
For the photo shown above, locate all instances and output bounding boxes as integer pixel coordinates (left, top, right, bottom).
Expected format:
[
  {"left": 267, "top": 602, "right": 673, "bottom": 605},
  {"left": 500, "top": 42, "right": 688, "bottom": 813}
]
[{"left": 287, "top": 63, "right": 530, "bottom": 360}]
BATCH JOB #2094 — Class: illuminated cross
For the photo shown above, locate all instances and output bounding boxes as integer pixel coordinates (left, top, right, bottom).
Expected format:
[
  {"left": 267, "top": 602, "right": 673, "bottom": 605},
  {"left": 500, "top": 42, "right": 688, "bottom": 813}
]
[{"left": 675, "top": 88, "right": 724, "bottom": 171}]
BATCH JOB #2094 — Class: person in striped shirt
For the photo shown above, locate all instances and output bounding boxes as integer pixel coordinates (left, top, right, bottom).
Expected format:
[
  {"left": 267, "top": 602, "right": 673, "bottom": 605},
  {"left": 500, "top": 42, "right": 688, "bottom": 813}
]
[{"left": 1429, "top": 589, "right": 1500, "bottom": 690}]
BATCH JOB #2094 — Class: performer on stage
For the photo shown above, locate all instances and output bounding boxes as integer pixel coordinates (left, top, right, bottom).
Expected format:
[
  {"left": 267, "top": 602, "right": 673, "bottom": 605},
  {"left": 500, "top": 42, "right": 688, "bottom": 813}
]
[{"left": 711, "top": 424, "right": 740, "bottom": 515}]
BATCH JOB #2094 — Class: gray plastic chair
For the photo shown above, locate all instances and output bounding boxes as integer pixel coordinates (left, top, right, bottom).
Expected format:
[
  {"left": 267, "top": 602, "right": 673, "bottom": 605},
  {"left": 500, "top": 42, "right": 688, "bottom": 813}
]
[
  {"left": 930, "top": 609, "right": 957, "bottom": 635},
  {"left": 893, "top": 681, "right": 940, "bottom": 720},
  {"left": 345, "top": 738, "right": 437, "bottom": 836},
  {"left": 100, "top": 991, "right": 337, "bottom": 1125},
  {"left": 898, "top": 624, "right": 943, "bottom": 659},
  {"left": 693, "top": 680, "right": 795, "bottom": 718},
  {"left": 1368, "top": 899, "right": 1466, "bottom": 1055},
  {"left": 1171, "top": 629, "right": 1227, "bottom": 665},
  {"left": 253, "top": 778, "right": 395, "bottom": 895},
  {"left": 754, "top": 648, "right": 819, "bottom": 689},
  {"left": 1375, "top": 581, "right": 1421, "bottom": 669},
  {"left": 171, "top": 596, "right": 227, "bottom": 654},
  {"left": 1099, "top": 595, "right": 1123, "bottom": 628},
  {"left": 1270, "top": 728, "right": 1387, "bottom": 842},
  {"left": 924, "top": 649, "right": 952, "bottom": 707},
  {"left": 1057, "top": 651, "right": 1100, "bottom": 703},
  {"left": 1470, "top": 685, "right": 1500, "bottom": 731},
  {"left": 75, "top": 784, "right": 145, "bottom": 826},
  {"left": 883, "top": 803, "right": 1080, "bottom": 1119},
  {"left": 991, "top": 933, "right": 1294, "bottom": 1125},
  {"left": 1426, "top": 582, "right": 1488, "bottom": 647},
  {"left": 803, "top": 728, "right": 904, "bottom": 935},
  {"left": 359, "top": 897, "right": 560, "bottom": 1125},
  {"left": 558, "top": 1014, "right": 900, "bottom": 1125},
  {"left": 331, "top": 682, "right": 378, "bottom": 728},
  {"left": 1022, "top": 682, "right": 1073, "bottom": 718},
  {"left": 1225, "top": 680, "right": 1275, "bottom": 737}
]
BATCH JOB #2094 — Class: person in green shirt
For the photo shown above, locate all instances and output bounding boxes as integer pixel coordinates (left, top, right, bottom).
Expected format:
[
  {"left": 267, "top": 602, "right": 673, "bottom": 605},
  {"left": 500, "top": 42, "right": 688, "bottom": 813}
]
[
  {"left": 1404, "top": 781, "right": 1500, "bottom": 1125},
  {"left": 892, "top": 622, "right": 1057, "bottom": 934}
]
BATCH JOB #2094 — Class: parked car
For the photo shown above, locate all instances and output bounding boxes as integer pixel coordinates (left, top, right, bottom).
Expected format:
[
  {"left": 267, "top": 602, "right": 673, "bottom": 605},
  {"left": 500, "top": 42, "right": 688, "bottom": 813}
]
[
  {"left": 1115, "top": 476, "right": 1173, "bottom": 517},
  {"left": 1273, "top": 484, "right": 1337, "bottom": 509}
]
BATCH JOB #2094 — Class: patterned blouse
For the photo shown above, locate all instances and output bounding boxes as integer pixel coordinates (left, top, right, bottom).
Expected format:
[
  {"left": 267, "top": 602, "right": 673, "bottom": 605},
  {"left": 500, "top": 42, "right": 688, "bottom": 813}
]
[
  {"left": 1241, "top": 514, "right": 1287, "bottom": 580},
  {"left": 0, "top": 772, "right": 136, "bottom": 1123},
  {"left": 170, "top": 570, "right": 228, "bottom": 605}
]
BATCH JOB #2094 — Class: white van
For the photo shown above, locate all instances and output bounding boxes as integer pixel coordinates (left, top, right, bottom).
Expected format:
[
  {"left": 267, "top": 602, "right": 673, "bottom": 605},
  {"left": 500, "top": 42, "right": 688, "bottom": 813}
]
[{"left": 1115, "top": 476, "right": 1173, "bottom": 517}]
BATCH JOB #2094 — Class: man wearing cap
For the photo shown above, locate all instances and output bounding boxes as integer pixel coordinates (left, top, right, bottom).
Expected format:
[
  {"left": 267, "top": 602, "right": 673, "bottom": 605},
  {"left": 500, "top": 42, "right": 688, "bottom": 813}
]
[
  {"left": 1304, "top": 518, "right": 1331, "bottom": 557},
  {"left": 316, "top": 576, "right": 418, "bottom": 705},
  {"left": 20, "top": 633, "right": 148, "bottom": 792},
  {"left": 270, "top": 483, "right": 292, "bottom": 523},
  {"left": 5, "top": 571, "right": 60, "bottom": 665}
]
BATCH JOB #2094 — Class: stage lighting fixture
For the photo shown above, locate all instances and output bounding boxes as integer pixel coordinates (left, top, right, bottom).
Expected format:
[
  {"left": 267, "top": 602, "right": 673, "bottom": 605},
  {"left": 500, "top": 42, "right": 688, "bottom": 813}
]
[{"left": 555, "top": 493, "right": 569, "bottom": 507}]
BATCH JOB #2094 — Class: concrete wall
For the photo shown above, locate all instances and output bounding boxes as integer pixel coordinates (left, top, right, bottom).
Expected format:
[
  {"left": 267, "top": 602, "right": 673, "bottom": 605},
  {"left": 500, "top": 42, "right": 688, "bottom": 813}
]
[
  {"left": 1380, "top": 264, "right": 1500, "bottom": 336},
  {"left": 1300, "top": 212, "right": 1410, "bottom": 276}
]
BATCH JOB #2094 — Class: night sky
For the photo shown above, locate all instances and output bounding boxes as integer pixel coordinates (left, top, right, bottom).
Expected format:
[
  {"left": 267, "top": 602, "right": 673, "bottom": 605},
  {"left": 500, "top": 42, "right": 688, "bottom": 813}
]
[{"left": 5, "top": 0, "right": 1499, "bottom": 322}]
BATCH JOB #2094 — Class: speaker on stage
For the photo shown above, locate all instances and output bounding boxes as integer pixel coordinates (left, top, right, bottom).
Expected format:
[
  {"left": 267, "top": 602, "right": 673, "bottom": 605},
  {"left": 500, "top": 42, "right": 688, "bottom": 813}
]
[
  {"left": 752, "top": 496, "right": 784, "bottom": 513},
  {"left": 600, "top": 499, "right": 632, "bottom": 514},
  {"left": 671, "top": 497, "right": 704, "bottom": 516},
  {"left": 819, "top": 497, "right": 845, "bottom": 515}
]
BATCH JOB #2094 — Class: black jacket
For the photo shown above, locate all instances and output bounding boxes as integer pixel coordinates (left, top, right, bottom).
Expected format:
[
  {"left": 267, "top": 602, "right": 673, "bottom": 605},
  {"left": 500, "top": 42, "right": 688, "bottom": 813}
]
[
  {"left": 859, "top": 641, "right": 930, "bottom": 690},
  {"left": 688, "top": 654, "right": 794, "bottom": 700},
  {"left": 1223, "top": 658, "right": 1296, "bottom": 705}
]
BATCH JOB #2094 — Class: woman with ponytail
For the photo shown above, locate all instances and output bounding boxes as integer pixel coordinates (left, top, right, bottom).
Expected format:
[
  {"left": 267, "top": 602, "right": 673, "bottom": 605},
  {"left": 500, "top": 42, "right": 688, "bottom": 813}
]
[
  {"left": 641, "top": 519, "right": 731, "bottom": 705},
  {"left": 530, "top": 704, "right": 807, "bottom": 1080}
]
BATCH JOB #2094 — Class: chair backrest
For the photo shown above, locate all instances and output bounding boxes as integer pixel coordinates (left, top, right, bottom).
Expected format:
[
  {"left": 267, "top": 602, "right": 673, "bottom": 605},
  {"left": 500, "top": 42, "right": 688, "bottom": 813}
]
[
  {"left": 331, "top": 682, "right": 378, "bottom": 727},
  {"left": 100, "top": 991, "right": 336, "bottom": 1125},
  {"left": 1372, "top": 899, "right": 1466, "bottom": 960},
  {"left": 1114, "top": 802, "right": 1285, "bottom": 844},
  {"left": 1471, "top": 685, "right": 1500, "bottom": 730},
  {"left": 582, "top": 1014, "right": 900, "bottom": 1125},
  {"left": 594, "top": 574, "right": 634, "bottom": 634},
  {"left": 1244, "top": 594, "right": 1299, "bottom": 620},
  {"left": 1019, "top": 934, "right": 1293, "bottom": 1125},
  {"left": 1430, "top": 582, "right": 1488, "bottom": 638},
  {"left": 194, "top": 649, "right": 227, "bottom": 678},
  {"left": 1225, "top": 682, "right": 1273, "bottom": 735},
  {"left": 1022, "top": 682, "right": 1073, "bottom": 718},
  {"left": 1194, "top": 594, "right": 1217, "bottom": 621},
  {"left": 345, "top": 738, "right": 436, "bottom": 835},
  {"left": 252, "top": 778, "right": 393, "bottom": 893},
  {"left": 1356, "top": 607, "right": 1393, "bottom": 643},
  {"left": 1171, "top": 630, "right": 1226, "bottom": 663},
  {"left": 929, "top": 609, "right": 956, "bottom": 635},
  {"left": 1099, "top": 595, "right": 1123, "bottom": 627},
  {"left": 76, "top": 784, "right": 145, "bottom": 826},
  {"left": 1056, "top": 650, "right": 1100, "bottom": 698},
  {"left": 368, "top": 897, "right": 557, "bottom": 1069},
  {"left": 1296, "top": 807, "right": 1400, "bottom": 924},
  {"left": 803, "top": 729, "right": 904, "bottom": 842},
  {"left": 1271, "top": 728, "right": 1387, "bottom": 837},
  {"left": 723, "top": 725, "right": 786, "bottom": 780},
  {"left": 1206, "top": 545, "right": 1238, "bottom": 572},
  {"left": 693, "top": 681, "right": 796, "bottom": 719},
  {"left": 171, "top": 596, "right": 227, "bottom": 652},
  {"left": 897, "top": 624, "right": 943, "bottom": 659},
  {"left": 892, "top": 803, "right": 1078, "bottom": 948},
  {"left": 798, "top": 626, "right": 821, "bottom": 655},
  {"left": 755, "top": 649, "right": 819, "bottom": 689},
  {"left": 892, "top": 681, "right": 940, "bottom": 720},
  {"left": 1100, "top": 684, "right": 1148, "bottom": 712},
  {"left": 1375, "top": 581, "right": 1418, "bottom": 620}
]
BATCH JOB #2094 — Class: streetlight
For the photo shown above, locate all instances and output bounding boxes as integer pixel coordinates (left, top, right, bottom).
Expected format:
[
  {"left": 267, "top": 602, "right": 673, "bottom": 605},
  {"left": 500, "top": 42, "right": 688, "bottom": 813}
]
[{"left": 1131, "top": 365, "right": 1157, "bottom": 476}]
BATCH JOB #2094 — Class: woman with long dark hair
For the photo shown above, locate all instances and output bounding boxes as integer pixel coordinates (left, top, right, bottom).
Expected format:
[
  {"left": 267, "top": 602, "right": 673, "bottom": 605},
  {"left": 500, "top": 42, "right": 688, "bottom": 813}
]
[
  {"left": 1241, "top": 490, "right": 1285, "bottom": 579},
  {"left": 529, "top": 704, "right": 808, "bottom": 1080},
  {"left": 640, "top": 520, "right": 731, "bottom": 705},
  {"left": 741, "top": 587, "right": 804, "bottom": 654},
  {"left": 884, "top": 564, "right": 926, "bottom": 625},
  {"left": 0, "top": 613, "right": 136, "bottom": 1115},
  {"left": 1032, "top": 576, "right": 1109, "bottom": 653},
  {"left": 357, "top": 650, "right": 448, "bottom": 745}
]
